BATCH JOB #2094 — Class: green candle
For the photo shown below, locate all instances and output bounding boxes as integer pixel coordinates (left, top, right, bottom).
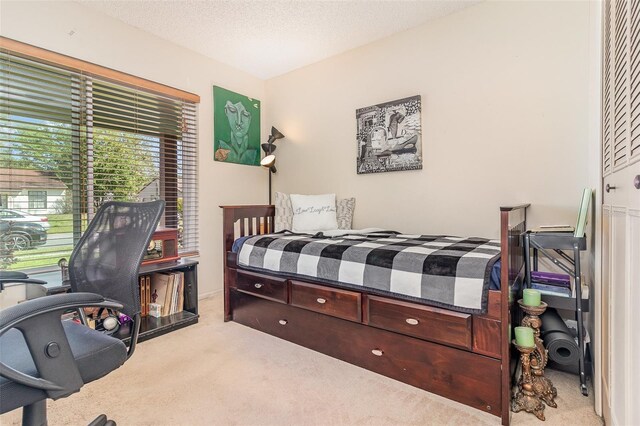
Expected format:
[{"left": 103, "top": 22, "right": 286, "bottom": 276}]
[
  {"left": 523, "top": 289, "right": 541, "bottom": 307},
  {"left": 515, "top": 326, "right": 535, "bottom": 347}
]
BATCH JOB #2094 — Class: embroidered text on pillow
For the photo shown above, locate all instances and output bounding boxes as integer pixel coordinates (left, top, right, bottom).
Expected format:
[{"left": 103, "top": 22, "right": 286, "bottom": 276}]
[{"left": 293, "top": 205, "right": 336, "bottom": 215}]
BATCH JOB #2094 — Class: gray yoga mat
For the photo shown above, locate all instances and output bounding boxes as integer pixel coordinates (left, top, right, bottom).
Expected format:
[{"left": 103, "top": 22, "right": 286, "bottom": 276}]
[{"left": 540, "top": 308, "right": 580, "bottom": 366}]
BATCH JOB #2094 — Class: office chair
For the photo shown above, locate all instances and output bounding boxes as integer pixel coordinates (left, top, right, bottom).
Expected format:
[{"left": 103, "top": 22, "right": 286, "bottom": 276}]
[{"left": 0, "top": 200, "right": 164, "bottom": 426}]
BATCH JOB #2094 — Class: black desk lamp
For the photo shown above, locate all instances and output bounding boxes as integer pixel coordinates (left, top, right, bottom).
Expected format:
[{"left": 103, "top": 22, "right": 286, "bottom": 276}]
[{"left": 261, "top": 126, "right": 285, "bottom": 204}]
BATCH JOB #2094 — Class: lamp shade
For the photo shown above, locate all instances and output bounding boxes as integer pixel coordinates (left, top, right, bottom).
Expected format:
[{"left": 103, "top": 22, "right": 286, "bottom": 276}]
[
  {"left": 267, "top": 127, "right": 285, "bottom": 144},
  {"left": 271, "top": 126, "right": 285, "bottom": 140},
  {"left": 261, "top": 154, "right": 276, "bottom": 168},
  {"left": 261, "top": 143, "right": 277, "bottom": 154}
]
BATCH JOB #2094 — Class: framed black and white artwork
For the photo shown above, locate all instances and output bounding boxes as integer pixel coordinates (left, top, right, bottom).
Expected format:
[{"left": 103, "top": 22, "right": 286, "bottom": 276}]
[{"left": 356, "top": 95, "right": 422, "bottom": 174}]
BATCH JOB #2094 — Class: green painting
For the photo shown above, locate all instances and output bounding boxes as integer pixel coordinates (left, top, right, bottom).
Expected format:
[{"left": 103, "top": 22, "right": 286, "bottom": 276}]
[{"left": 213, "top": 86, "right": 261, "bottom": 166}]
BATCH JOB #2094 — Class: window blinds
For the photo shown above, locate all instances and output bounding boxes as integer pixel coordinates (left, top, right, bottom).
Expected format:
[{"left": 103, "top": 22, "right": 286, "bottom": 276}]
[{"left": 0, "top": 50, "right": 198, "bottom": 272}]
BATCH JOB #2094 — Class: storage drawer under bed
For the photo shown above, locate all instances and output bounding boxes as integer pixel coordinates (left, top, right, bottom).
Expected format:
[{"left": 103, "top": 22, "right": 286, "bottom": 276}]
[
  {"left": 231, "top": 290, "right": 502, "bottom": 417},
  {"left": 236, "top": 270, "right": 288, "bottom": 303},
  {"left": 365, "top": 295, "right": 472, "bottom": 350},
  {"left": 289, "top": 280, "right": 361, "bottom": 322}
]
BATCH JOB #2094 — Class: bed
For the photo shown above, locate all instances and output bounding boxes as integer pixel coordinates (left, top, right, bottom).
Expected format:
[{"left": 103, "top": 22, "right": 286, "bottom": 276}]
[{"left": 221, "top": 204, "right": 528, "bottom": 425}]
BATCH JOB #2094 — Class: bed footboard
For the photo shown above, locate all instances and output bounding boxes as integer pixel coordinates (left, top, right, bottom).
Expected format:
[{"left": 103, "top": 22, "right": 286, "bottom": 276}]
[{"left": 499, "top": 204, "right": 529, "bottom": 425}]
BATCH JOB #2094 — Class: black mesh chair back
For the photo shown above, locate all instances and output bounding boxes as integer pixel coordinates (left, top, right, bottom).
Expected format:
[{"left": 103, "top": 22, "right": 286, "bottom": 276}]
[{"left": 68, "top": 201, "right": 164, "bottom": 317}]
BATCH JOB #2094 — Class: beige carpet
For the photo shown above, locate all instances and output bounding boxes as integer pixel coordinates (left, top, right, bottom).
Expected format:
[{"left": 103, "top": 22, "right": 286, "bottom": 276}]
[{"left": 1, "top": 294, "right": 602, "bottom": 426}]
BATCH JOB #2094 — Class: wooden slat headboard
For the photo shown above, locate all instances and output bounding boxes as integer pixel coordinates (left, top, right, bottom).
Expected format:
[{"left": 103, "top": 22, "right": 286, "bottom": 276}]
[{"left": 220, "top": 205, "right": 275, "bottom": 254}]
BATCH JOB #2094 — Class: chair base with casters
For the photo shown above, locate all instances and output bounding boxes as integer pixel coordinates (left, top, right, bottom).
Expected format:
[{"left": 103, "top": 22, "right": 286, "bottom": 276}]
[{"left": 0, "top": 200, "right": 164, "bottom": 426}]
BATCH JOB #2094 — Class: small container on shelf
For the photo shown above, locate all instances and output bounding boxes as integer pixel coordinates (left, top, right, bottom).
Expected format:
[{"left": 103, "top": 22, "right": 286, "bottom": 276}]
[{"left": 149, "top": 303, "right": 162, "bottom": 318}]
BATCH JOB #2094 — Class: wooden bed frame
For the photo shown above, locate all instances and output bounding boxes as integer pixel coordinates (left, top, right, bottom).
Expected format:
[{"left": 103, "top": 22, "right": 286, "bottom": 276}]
[{"left": 221, "top": 204, "right": 528, "bottom": 425}]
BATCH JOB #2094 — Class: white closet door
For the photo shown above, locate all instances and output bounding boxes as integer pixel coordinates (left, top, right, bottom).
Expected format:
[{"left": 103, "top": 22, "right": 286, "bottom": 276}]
[
  {"left": 602, "top": 1, "right": 640, "bottom": 425},
  {"left": 631, "top": 0, "right": 640, "bottom": 162},
  {"left": 601, "top": 205, "right": 611, "bottom": 425}
]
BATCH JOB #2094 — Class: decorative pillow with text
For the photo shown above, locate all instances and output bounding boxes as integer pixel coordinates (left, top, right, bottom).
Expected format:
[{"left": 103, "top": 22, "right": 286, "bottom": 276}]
[
  {"left": 290, "top": 193, "right": 338, "bottom": 233},
  {"left": 274, "top": 192, "right": 355, "bottom": 232}
]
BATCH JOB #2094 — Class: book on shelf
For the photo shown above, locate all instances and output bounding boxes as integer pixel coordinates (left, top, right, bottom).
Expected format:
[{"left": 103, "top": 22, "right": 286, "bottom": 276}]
[
  {"left": 139, "top": 276, "right": 148, "bottom": 317},
  {"left": 145, "top": 275, "right": 151, "bottom": 316},
  {"left": 535, "top": 283, "right": 589, "bottom": 300},
  {"left": 139, "top": 277, "right": 144, "bottom": 316},
  {"left": 171, "top": 273, "right": 179, "bottom": 314},
  {"left": 149, "top": 271, "right": 185, "bottom": 317},
  {"left": 574, "top": 188, "right": 592, "bottom": 238},
  {"left": 168, "top": 271, "right": 185, "bottom": 315},
  {"left": 177, "top": 272, "right": 185, "bottom": 313},
  {"left": 163, "top": 273, "right": 175, "bottom": 317},
  {"left": 151, "top": 273, "right": 171, "bottom": 317},
  {"left": 531, "top": 225, "right": 575, "bottom": 233},
  {"left": 531, "top": 281, "right": 572, "bottom": 297},
  {"left": 530, "top": 271, "right": 570, "bottom": 288}
]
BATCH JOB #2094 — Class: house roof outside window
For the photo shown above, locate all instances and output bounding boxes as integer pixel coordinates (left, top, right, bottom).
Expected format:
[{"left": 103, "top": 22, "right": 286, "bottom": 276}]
[{"left": 0, "top": 168, "right": 67, "bottom": 193}]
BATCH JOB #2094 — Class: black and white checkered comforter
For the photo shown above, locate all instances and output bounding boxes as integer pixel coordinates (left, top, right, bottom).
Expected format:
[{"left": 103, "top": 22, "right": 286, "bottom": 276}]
[{"left": 237, "top": 231, "right": 501, "bottom": 314}]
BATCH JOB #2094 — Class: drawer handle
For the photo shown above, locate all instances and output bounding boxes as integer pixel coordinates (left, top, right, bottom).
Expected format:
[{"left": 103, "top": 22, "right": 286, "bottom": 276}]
[
  {"left": 254, "top": 283, "right": 263, "bottom": 289},
  {"left": 405, "top": 318, "right": 419, "bottom": 326},
  {"left": 371, "top": 349, "right": 384, "bottom": 357},
  {"left": 278, "top": 319, "right": 288, "bottom": 325},
  {"left": 316, "top": 297, "right": 327, "bottom": 304}
]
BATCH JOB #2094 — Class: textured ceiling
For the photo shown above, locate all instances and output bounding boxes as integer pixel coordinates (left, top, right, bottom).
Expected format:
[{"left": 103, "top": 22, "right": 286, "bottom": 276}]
[{"left": 79, "top": 0, "right": 480, "bottom": 79}]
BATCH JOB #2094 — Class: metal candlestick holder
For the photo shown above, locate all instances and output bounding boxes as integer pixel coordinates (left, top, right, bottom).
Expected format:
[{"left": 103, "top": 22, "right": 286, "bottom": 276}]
[
  {"left": 518, "top": 300, "right": 558, "bottom": 408},
  {"left": 511, "top": 341, "right": 546, "bottom": 420}
]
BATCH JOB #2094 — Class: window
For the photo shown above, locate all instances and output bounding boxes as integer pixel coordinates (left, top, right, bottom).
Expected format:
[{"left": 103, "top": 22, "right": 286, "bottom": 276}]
[
  {"left": 0, "top": 48, "right": 198, "bottom": 272},
  {"left": 28, "top": 190, "right": 47, "bottom": 209},
  {"left": 0, "top": 194, "right": 7, "bottom": 208}
]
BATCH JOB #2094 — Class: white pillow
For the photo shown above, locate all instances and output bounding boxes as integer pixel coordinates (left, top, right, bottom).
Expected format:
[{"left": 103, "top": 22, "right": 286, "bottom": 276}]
[
  {"left": 275, "top": 192, "right": 355, "bottom": 231},
  {"left": 290, "top": 193, "right": 338, "bottom": 233}
]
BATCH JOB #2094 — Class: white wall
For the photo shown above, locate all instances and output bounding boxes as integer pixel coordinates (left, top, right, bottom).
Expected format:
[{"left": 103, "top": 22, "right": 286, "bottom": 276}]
[
  {"left": 266, "top": 0, "right": 592, "bottom": 238},
  {"left": 0, "top": 0, "right": 268, "bottom": 297},
  {"left": 0, "top": 0, "right": 598, "bottom": 293}
]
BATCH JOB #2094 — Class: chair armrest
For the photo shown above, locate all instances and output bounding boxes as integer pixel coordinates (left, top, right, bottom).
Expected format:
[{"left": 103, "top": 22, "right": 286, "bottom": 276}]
[
  {"left": 0, "top": 293, "right": 123, "bottom": 398},
  {"left": 0, "top": 271, "right": 47, "bottom": 289},
  {"left": 0, "top": 278, "right": 48, "bottom": 285},
  {"left": 0, "top": 277, "right": 48, "bottom": 293},
  {"left": 0, "top": 292, "right": 121, "bottom": 329}
]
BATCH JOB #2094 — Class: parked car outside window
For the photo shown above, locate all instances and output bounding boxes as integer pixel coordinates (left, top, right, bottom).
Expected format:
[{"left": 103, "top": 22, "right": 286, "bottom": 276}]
[
  {"left": 0, "top": 209, "right": 49, "bottom": 250},
  {"left": 0, "top": 209, "right": 50, "bottom": 229}
]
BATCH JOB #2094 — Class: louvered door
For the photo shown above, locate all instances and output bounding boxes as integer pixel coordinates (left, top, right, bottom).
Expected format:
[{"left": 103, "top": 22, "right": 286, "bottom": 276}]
[
  {"left": 612, "top": 0, "right": 629, "bottom": 171},
  {"left": 631, "top": 0, "right": 640, "bottom": 161},
  {"left": 604, "top": 0, "right": 613, "bottom": 176},
  {"left": 601, "top": 1, "right": 640, "bottom": 425}
]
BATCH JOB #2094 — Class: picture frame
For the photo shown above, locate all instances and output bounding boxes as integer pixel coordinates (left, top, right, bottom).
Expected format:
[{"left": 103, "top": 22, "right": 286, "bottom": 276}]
[
  {"left": 356, "top": 95, "right": 422, "bottom": 174},
  {"left": 213, "top": 86, "right": 261, "bottom": 166}
]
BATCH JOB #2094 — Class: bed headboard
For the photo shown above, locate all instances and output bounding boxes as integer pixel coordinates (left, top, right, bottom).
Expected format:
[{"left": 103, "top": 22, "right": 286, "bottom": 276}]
[{"left": 220, "top": 205, "right": 275, "bottom": 254}]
